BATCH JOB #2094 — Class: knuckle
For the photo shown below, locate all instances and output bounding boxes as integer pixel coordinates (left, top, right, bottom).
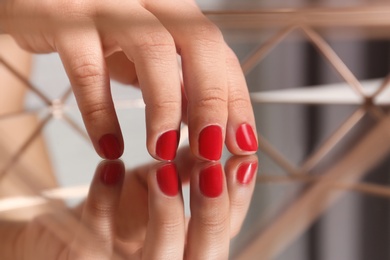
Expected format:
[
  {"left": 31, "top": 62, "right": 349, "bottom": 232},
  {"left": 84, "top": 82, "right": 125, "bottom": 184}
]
[
  {"left": 196, "top": 87, "right": 227, "bottom": 108},
  {"left": 133, "top": 31, "right": 175, "bottom": 57},
  {"left": 146, "top": 99, "right": 181, "bottom": 112},
  {"left": 157, "top": 218, "right": 183, "bottom": 235},
  {"left": 229, "top": 95, "right": 251, "bottom": 111},
  {"left": 70, "top": 58, "right": 104, "bottom": 87},
  {"left": 198, "top": 212, "right": 229, "bottom": 235},
  {"left": 87, "top": 200, "right": 115, "bottom": 218},
  {"left": 82, "top": 101, "right": 113, "bottom": 121},
  {"left": 230, "top": 198, "right": 247, "bottom": 213},
  {"left": 198, "top": 96, "right": 227, "bottom": 109}
]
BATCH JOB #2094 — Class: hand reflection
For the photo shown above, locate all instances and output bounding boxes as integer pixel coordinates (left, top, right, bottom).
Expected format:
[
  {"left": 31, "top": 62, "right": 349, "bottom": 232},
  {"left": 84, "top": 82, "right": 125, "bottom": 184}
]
[{"left": 2, "top": 149, "right": 258, "bottom": 259}]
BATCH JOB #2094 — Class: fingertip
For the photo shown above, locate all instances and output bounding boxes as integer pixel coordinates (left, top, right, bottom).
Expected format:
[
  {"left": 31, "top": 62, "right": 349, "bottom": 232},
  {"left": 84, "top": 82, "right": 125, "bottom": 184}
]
[
  {"left": 197, "top": 125, "right": 223, "bottom": 161},
  {"left": 236, "top": 161, "right": 258, "bottom": 185},
  {"left": 226, "top": 123, "right": 258, "bottom": 156},
  {"left": 155, "top": 130, "right": 179, "bottom": 161},
  {"left": 97, "top": 159, "right": 125, "bottom": 186},
  {"left": 225, "top": 154, "right": 258, "bottom": 185},
  {"left": 156, "top": 163, "right": 179, "bottom": 197},
  {"left": 236, "top": 123, "right": 258, "bottom": 152},
  {"left": 98, "top": 133, "right": 124, "bottom": 160},
  {"left": 199, "top": 163, "right": 224, "bottom": 198}
]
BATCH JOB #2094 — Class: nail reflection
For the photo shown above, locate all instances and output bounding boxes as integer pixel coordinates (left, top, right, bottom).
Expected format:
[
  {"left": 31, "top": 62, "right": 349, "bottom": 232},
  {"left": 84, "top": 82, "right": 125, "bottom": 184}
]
[
  {"left": 236, "top": 161, "right": 258, "bottom": 185},
  {"left": 99, "top": 160, "right": 125, "bottom": 186},
  {"left": 156, "top": 163, "right": 179, "bottom": 197},
  {"left": 199, "top": 164, "right": 223, "bottom": 198}
]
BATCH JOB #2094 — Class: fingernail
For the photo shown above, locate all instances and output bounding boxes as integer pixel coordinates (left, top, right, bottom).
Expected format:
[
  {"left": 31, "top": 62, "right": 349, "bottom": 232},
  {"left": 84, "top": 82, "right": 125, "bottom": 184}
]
[
  {"left": 156, "top": 130, "right": 179, "bottom": 161},
  {"left": 199, "top": 125, "right": 223, "bottom": 161},
  {"left": 236, "top": 161, "right": 257, "bottom": 185},
  {"left": 199, "top": 164, "right": 223, "bottom": 198},
  {"left": 157, "top": 164, "right": 179, "bottom": 196},
  {"left": 99, "top": 134, "right": 122, "bottom": 160},
  {"left": 100, "top": 161, "right": 124, "bottom": 185},
  {"left": 236, "top": 124, "right": 258, "bottom": 152}
]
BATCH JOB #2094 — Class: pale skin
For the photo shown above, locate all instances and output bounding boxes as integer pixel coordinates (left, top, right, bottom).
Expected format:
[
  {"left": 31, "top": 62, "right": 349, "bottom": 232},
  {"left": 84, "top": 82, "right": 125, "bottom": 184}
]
[{"left": 0, "top": 0, "right": 258, "bottom": 161}]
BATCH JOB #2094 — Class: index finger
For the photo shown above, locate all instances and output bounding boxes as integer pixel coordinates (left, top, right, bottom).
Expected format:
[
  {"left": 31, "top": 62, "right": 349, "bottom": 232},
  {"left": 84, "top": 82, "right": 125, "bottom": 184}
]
[{"left": 56, "top": 30, "right": 123, "bottom": 160}]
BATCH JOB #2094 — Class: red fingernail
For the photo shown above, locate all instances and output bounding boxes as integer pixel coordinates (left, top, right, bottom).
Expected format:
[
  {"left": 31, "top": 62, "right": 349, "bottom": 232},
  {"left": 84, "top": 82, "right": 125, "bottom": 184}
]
[
  {"left": 199, "top": 125, "right": 223, "bottom": 161},
  {"left": 156, "top": 130, "right": 179, "bottom": 161},
  {"left": 100, "top": 161, "right": 124, "bottom": 185},
  {"left": 157, "top": 164, "right": 179, "bottom": 196},
  {"left": 98, "top": 134, "right": 122, "bottom": 160},
  {"left": 236, "top": 124, "right": 258, "bottom": 152},
  {"left": 237, "top": 161, "right": 257, "bottom": 185},
  {"left": 199, "top": 164, "right": 223, "bottom": 198}
]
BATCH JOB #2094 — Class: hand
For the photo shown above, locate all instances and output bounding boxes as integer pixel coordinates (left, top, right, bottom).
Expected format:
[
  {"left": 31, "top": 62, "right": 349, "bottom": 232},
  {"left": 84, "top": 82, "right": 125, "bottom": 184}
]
[
  {"left": 0, "top": 149, "right": 258, "bottom": 259},
  {"left": 0, "top": 0, "right": 258, "bottom": 161}
]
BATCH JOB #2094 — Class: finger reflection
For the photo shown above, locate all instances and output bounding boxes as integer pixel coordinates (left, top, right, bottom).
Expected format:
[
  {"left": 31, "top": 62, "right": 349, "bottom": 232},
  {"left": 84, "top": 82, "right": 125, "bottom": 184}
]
[
  {"left": 67, "top": 160, "right": 124, "bottom": 259},
  {"left": 0, "top": 153, "right": 258, "bottom": 260},
  {"left": 142, "top": 162, "right": 185, "bottom": 259},
  {"left": 225, "top": 155, "right": 258, "bottom": 238}
]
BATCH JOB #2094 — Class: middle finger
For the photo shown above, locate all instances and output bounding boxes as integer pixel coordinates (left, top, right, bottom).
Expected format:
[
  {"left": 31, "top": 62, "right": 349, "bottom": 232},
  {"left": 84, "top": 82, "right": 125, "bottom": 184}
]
[{"left": 144, "top": 0, "right": 228, "bottom": 161}]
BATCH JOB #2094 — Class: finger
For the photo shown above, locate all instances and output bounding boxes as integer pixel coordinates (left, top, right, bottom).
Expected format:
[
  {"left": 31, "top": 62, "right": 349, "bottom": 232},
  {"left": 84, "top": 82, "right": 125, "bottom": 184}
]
[
  {"left": 114, "top": 154, "right": 190, "bottom": 244},
  {"left": 68, "top": 160, "right": 125, "bottom": 259},
  {"left": 225, "top": 155, "right": 258, "bottom": 237},
  {"left": 187, "top": 162, "right": 230, "bottom": 259},
  {"left": 224, "top": 47, "right": 258, "bottom": 154},
  {"left": 114, "top": 7, "right": 182, "bottom": 161},
  {"left": 106, "top": 51, "right": 138, "bottom": 86},
  {"left": 142, "top": 163, "right": 185, "bottom": 260},
  {"left": 144, "top": 0, "right": 228, "bottom": 161},
  {"left": 56, "top": 30, "right": 123, "bottom": 159},
  {"left": 115, "top": 165, "right": 150, "bottom": 243}
]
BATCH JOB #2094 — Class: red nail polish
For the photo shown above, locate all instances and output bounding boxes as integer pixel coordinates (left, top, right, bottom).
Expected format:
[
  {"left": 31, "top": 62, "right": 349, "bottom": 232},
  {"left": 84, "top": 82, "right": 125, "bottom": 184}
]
[
  {"left": 98, "top": 134, "right": 122, "bottom": 160},
  {"left": 237, "top": 161, "right": 257, "bottom": 185},
  {"left": 100, "top": 161, "right": 124, "bottom": 185},
  {"left": 157, "top": 164, "right": 179, "bottom": 196},
  {"left": 236, "top": 124, "right": 258, "bottom": 152},
  {"left": 199, "top": 164, "right": 223, "bottom": 198},
  {"left": 199, "top": 125, "right": 223, "bottom": 161},
  {"left": 156, "top": 130, "right": 179, "bottom": 161}
]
